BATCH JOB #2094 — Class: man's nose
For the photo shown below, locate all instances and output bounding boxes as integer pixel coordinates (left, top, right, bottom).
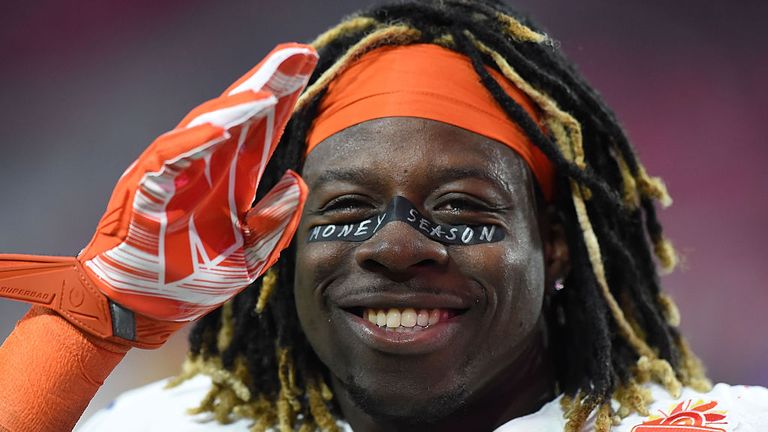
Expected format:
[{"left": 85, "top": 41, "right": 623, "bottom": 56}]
[{"left": 354, "top": 221, "right": 449, "bottom": 280}]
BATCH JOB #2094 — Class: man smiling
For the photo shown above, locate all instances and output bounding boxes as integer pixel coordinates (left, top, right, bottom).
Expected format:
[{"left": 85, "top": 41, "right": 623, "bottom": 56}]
[
  {"left": 1, "top": 1, "right": 767, "bottom": 431},
  {"left": 295, "top": 116, "right": 561, "bottom": 431}
]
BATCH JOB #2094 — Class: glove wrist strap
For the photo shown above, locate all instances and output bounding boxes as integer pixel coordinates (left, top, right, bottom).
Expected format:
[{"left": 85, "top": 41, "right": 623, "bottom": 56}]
[{"left": 0, "top": 254, "right": 182, "bottom": 349}]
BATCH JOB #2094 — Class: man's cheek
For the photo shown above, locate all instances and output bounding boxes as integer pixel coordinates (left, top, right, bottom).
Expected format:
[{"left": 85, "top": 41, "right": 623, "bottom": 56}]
[
  {"left": 449, "top": 244, "right": 510, "bottom": 284},
  {"left": 296, "top": 243, "right": 347, "bottom": 283},
  {"left": 294, "top": 288, "right": 334, "bottom": 363},
  {"left": 295, "top": 301, "right": 352, "bottom": 376}
]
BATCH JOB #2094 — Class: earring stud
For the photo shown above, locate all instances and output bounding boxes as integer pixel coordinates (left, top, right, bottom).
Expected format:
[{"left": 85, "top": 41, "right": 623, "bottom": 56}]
[{"left": 554, "top": 278, "right": 565, "bottom": 291}]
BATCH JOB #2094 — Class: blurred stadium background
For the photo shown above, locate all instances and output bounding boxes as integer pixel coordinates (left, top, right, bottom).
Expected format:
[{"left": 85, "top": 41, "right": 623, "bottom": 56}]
[{"left": 0, "top": 0, "right": 765, "bottom": 427}]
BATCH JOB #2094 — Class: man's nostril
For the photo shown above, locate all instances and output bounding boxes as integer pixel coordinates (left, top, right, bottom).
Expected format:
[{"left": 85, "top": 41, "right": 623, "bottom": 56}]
[{"left": 349, "top": 214, "right": 450, "bottom": 281}]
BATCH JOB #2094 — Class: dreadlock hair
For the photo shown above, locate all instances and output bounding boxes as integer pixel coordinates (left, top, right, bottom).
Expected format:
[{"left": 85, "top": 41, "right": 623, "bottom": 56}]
[{"left": 169, "top": 1, "right": 711, "bottom": 430}]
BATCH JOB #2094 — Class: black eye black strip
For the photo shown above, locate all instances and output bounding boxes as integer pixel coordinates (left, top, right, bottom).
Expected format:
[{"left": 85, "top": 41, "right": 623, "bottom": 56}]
[{"left": 307, "top": 196, "right": 504, "bottom": 245}]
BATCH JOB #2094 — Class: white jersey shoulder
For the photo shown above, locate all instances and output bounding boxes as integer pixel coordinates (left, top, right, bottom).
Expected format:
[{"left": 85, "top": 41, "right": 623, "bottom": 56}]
[
  {"left": 495, "top": 382, "right": 768, "bottom": 432},
  {"left": 76, "top": 376, "right": 255, "bottom": 432},
  {"left": 77, "top": 375, "right": 353, "bottom": 432},
  {"left": 78, "top": 377, "right": 767, "bottom": 432}
]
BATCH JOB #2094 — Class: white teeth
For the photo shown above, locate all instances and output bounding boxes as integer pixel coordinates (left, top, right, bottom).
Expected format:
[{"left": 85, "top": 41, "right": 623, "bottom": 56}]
[
  {"left": 386, "top": 309, "right": 401, "bottom": 328},
  {"left": 401, "top": 308, "right": 417, "bottom": 327},
  {"left": 428, "top": 309, "right": 440, "bottom": 326},
  {"left": 376, "top": 310, "right": 387, "bottom": 327},
  {"left": 417, "top": 309, "right": 429, "bottom": 327},
  {"left": 363, "top": 307, "right": 445, "bottom": 329}
]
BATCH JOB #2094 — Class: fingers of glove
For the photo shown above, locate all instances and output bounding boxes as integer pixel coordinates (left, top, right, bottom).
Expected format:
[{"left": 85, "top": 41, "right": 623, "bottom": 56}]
[
  {"left": 116, "top": 89, "right": 275, "bottom": 189},
  {"left": 79, "top": 96, "right": 280, "bottom": 322},
  {"left": 80, "top": 91, "right": 276, "bottom": 262},
  {"left": 243, "top": 170, "right": 307, "bottom": 279},
  {"left": 82, "top": 107, "right": 286, "bottom": 321},
  {"left": 81, "top": 123, "right": 225, "bottom": 260},
  {"left": 81, "top": 45, "right": 317, "bottom": 261},
  {"left": 128, "top": 169, "right": 308, "bottom": 320},
  {"left": 158, "top": 92, "right": 294, "bottom": 285},
  {"left": 224, "top": 43, "right": 317, "bottom": 160},
  {"left": 144, "top": 91, "right": 280, "bottom": 228},
  {"left": 226, "top": 45, "right": 317, "bottom": 214},
  {"left": 174, "top": 43, "right": 316, "bottom": 132},
  {"left": 222, "top": 43, "right": 318, "bottom": 99},
  {"left": 73, "top": 46, "right": 315, "bottom": 324}
]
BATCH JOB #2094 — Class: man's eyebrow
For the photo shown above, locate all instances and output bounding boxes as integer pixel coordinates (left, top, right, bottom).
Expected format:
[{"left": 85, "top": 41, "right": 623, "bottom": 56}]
[
  {"left": 312, "top": 167, "right": 379, "bottom": 188},
  {"left": 311, "top": 166, "right": 515, "bottom": 194},
  {"left": 429, "top": 166, "right": 512, "bottom": 193}
]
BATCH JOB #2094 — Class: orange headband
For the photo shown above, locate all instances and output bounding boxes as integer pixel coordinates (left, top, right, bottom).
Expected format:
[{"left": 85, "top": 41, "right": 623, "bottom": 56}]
[{"left": 306, "top": 44, "right": 555, "bottom": 200}]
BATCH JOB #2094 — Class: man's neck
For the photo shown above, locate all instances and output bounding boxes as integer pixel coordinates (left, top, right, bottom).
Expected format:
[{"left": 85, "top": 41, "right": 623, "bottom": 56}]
[{"left": 332, "top": 323, "right": 557, "bottom": 432}]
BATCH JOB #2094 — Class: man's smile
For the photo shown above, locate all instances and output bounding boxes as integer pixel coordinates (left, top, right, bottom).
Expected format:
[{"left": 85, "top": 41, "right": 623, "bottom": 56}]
[
  {"left": 335, "top": 304, "right": 468, "bottom": 355},
  {"left": 326, "top": 279, "right": 476, "bottom": 354}
]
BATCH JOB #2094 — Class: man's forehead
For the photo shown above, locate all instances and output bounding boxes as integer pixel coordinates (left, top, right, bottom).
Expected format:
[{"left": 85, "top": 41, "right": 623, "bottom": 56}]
[{"left": 302, "top": 117, "right": 531, "bottom": 192}]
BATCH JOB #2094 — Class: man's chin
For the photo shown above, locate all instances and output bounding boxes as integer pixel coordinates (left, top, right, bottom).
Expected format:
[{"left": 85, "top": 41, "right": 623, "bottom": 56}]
[{"left": 340, "top": 376, "right": 469, "bottom": 425}]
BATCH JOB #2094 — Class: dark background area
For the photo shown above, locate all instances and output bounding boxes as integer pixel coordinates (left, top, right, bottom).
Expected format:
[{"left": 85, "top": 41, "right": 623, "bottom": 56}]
[{"left": 0, "top": 0, "right": 765, "bottom": 426}]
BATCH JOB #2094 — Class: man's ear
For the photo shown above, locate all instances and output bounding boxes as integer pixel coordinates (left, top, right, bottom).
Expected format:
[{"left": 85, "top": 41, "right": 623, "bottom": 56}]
[{"left": 539, "top": 204, "right": 570, "bottom": 294}]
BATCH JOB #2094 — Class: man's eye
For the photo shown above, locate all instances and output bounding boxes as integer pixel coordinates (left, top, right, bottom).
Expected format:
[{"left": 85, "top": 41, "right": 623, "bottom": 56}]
[
  {"left": 320, "top": 196, "right": 375, "bottom": 214},
  {"left": 436, "top": 198, "right": 488, "bottom": 214}
]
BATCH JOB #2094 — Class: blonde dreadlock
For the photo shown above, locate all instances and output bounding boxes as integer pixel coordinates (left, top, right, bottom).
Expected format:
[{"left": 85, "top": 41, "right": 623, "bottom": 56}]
[
  {"left": 182, "top": 1, "right": 710, "bottom": 430},
  {"left": 171, "top": 272, "right": 339, "bottom": 432}
]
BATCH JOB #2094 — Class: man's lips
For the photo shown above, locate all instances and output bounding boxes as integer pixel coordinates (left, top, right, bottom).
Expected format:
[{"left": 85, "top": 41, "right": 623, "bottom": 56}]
[
  {"left": 330, "top": 291, "right": 473, "bottom": 355},
  {"left": 322, "top": 277, "right": 481, "bottom": 354},
  {"left": 336, "top": 306, "right": 466, "bottom": 355},
  {"left": 336, "top": 292, "right": 470, "bottom": 331}
]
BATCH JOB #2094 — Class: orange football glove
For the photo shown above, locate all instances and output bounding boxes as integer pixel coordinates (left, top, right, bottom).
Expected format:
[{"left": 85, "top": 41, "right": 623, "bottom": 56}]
[{"left": 0, "top": 44, "right": 318, "bottom": 349}]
